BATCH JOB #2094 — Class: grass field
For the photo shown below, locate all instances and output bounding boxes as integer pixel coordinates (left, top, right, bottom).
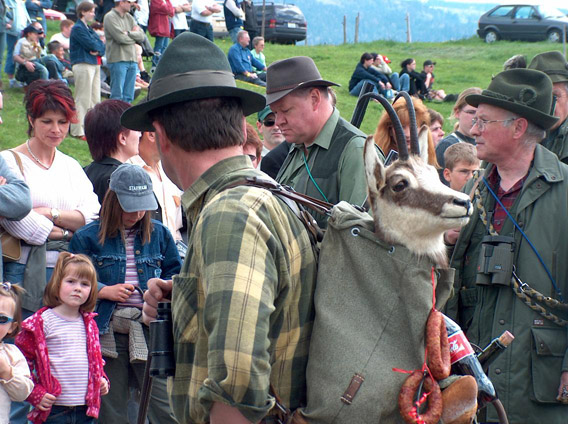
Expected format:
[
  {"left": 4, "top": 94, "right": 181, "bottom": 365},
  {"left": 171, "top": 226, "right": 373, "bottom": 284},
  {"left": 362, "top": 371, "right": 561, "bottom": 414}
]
[{"left": 1, "top": 20, "right": 565, "bottom": 166}]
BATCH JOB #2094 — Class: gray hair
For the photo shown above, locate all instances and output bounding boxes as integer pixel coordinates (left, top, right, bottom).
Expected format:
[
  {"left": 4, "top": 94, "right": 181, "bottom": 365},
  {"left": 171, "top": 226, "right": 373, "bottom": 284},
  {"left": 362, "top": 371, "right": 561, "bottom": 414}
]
[{"left": 503, "top": 112, "right": 545, "bottom": 145}]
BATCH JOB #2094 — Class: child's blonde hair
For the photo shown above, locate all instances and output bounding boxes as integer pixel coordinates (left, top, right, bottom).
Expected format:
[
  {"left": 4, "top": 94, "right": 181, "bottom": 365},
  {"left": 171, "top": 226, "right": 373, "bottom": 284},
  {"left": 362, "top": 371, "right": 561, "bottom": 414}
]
[
  {"left": 0, "top": 282, "right": 25, "bottom": 337},
  {"left": 444, "top": 142, "right": 479, "bottom": 171},
  {"left": 43, "top": 252, "right": 98, "bottom": 312}
]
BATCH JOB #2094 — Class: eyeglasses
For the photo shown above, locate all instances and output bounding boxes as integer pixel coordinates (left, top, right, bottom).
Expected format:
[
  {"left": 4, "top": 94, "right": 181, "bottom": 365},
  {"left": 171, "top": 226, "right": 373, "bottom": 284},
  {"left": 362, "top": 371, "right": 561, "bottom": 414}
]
[
  {"left": 263, "top": 120, "right": 276, "bottom": 127},
  {"left": 0, "top": 315, "right": 14, "bottom": 324},
  {"left": 471, "top": 117, "right": 517, "bottom": 132},
  {"left": 246, "top": 154, "right": 258, "bottom": 162}
]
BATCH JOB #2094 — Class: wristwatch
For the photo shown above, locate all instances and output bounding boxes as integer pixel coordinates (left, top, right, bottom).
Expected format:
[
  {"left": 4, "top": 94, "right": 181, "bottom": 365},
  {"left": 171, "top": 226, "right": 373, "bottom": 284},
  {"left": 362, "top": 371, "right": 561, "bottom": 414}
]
[
  {"left": 62, "top": 229, "right": 69, "bottom": 242},
  {"left": 50, "top": 208, "right": 60, "bottom": 223}
]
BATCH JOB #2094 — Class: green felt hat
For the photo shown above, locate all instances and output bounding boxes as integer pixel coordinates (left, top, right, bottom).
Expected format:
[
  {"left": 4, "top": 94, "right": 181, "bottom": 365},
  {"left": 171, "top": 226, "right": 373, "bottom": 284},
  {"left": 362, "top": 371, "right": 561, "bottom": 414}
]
[
  {"left": 121, "top": 32, "right": 266, "bottom": 132},
  {"left": 466, "top": 68, "right": 558, "bottom": 130},
  {"left": 528, "top": 51, "right": 568, "bottom": 84}
]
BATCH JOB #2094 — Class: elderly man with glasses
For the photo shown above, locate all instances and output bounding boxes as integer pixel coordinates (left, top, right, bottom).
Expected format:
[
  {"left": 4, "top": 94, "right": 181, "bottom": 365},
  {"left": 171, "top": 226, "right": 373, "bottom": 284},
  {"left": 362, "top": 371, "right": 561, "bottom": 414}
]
[{"left": 445, "top": 69, "right": 568, "bottom": 424}]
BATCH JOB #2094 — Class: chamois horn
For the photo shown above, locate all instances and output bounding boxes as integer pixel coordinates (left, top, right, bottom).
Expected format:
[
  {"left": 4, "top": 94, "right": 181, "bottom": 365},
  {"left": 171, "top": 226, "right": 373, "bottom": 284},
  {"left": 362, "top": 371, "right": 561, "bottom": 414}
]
[
  {"left": 354, "top": 92, "right": 409, "bottom": 161},
  {"left": 393, "top": 91, "right": 420, "bottom": 156}
]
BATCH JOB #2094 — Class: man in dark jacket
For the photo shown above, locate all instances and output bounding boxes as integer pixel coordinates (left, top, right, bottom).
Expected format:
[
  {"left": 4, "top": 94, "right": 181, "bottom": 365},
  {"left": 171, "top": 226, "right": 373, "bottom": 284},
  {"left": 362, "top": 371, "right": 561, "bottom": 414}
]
[
  {"left": 446, "top": 68, "right": 568, "bottom": 424},
  {"left": 529, "top": 51, "right": 568, "bottom": 164},
  {"left": 266, "top": 56, "right": 382, "bottom": 228}
]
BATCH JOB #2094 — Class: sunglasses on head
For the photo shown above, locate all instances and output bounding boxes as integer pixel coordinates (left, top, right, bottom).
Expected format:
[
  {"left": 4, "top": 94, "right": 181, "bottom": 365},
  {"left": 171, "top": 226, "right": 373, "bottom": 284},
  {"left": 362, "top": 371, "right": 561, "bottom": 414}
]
[
  {"left": 0, "top": 315, "right": 14, "bottom": 325},
  {"left": 263, "top": 120, "right": 276, "bottom": 127},
  {"left": 246, "top": 154, "right": 258, "bottom": 162}
]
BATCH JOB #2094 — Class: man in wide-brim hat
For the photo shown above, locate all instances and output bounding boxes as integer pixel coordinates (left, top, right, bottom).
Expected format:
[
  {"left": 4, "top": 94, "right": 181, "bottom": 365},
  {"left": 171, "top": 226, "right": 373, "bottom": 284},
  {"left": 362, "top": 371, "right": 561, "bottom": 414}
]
[
  {"left": 529, "top": 50, "right": 568, "bottom": 163},
  {"left": 446, "top": 68, "right": 568, "bottom": 424},
  {"left": 266, "top": 56, "right": 381, "bottom": 228},
  {"left": 123, "top": 32, "right": 317, "bottom": 424}
]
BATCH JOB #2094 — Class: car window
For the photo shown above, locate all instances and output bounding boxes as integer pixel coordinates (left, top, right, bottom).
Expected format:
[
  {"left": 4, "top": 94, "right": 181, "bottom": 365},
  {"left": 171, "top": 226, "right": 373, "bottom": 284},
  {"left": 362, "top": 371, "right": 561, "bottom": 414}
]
[
  {"left": 514, "top": 6, "right": 537, "bottom": 20},
  {"left": 488, "top": 6, "right": 514, "bottom": 17},
  {"left": 537, "top": 5, "right": 565, "bottom": 19}
]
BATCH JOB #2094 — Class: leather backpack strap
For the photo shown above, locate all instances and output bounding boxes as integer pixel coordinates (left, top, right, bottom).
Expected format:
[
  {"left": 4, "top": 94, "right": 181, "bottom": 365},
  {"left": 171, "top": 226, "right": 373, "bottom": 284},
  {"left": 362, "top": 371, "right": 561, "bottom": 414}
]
[{"left": 8, "top": 150, "right": 25, "bottom": 179}]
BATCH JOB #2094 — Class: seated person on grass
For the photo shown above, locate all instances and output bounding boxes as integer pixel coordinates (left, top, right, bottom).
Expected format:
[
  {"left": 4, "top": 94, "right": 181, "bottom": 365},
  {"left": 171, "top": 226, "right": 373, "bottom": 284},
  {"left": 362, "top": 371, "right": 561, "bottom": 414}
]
[
  {"left": 443, "top": 142, "right": 480, "bottom": 191},
  {"left": 42, "top": 41, "right": 72, "bottom": 82},
  {"left": 348, "top": 52, "right": 392, "bottom": 98},
  {"left": 50, "top": 19, "right": 73, "bottom": 52},
  {"left": 13, "top": 25, "right": 49, "bottom": 85},
  {"left": 227, "top": 30, "right": 266, "bottom": 87}
]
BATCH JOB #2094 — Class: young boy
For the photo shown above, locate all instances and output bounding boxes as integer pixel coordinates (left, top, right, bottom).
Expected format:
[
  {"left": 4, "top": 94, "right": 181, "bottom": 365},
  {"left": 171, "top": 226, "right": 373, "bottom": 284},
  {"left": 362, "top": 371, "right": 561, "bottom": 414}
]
[{"left": 443, "top": 142, "right": 480, "bottom": 191}]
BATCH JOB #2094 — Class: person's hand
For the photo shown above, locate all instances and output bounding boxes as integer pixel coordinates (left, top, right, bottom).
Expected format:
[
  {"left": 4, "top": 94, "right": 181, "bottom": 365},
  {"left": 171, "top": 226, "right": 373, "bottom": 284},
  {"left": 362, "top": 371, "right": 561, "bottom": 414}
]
[
  {"left": 386, "top": 82, "right": 392, "bottom": 90},
  {"left": 557, "top": 371, "right": 568, "bottom": 403},
  {"left": 444, "top": 229, "right": 461, "bottom": 246},
  {"left": 0, "top": 354, "right": 12, "bottom": 380},
  {"left": 25, "top": 61, "right": 36, "bottom": 72},
  {"left": 143, "top": 278, "right": 172, "bottom": 325},
  {"left": 38, "top": 393, "right": 56, "bottom": 411},
  {"left": 250, "top": 72, "right": 258, "bottom": 79},
  {"left": 0, "top": 176, "right": 6, "bottom": 186},
  {"left": 33, "top": 206, "right": 52, "bottom": 219},
  {"left": 98, "top": 283, "right": 136, "bottom": 302},
  {"left": 100, "top": 377, "right": 109, "bottom": 396},
  {"left": 6, "top": 23, "right": 11, "bottom": 30},
  {"left": 378, "top": 81, "right": 385, "bottom": 90},
  {"left": 132, "top": 25, "right": 141, "bottom": 32},
  {"left": 89, "top": 50, "right": 99, "bottom": 56}
]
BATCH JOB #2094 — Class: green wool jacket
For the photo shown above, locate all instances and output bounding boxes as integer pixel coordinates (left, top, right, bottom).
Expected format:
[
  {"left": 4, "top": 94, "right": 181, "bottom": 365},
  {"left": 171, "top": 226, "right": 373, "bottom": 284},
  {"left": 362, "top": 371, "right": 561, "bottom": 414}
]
[
  {"left": 542, "top": 118, "right": 568, "bottom": 165},
  {"left": 447, "top": 144, "right": 568, "bottom": 424}
]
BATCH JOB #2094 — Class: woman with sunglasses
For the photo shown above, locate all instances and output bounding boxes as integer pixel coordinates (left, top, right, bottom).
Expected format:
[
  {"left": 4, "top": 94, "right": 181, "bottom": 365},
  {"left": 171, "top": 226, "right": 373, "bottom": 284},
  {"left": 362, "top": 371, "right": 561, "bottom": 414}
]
[{"left": 69, "top": 163, "right": 181, "bottom": 424}]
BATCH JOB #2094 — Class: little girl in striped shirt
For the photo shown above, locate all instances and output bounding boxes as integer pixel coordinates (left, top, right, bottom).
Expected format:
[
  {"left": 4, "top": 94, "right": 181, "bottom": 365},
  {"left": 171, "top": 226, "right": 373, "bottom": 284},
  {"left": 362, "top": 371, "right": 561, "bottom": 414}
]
[{"left": 15, "top": 252, "right": 109, "bottom": 424}]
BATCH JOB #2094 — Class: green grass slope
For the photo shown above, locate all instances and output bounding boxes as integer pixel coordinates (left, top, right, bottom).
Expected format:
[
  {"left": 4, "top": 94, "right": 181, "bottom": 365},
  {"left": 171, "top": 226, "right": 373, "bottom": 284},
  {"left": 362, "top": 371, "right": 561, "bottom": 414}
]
[{"left": 1, "top": 20, "right": 564, "bottom": 166}]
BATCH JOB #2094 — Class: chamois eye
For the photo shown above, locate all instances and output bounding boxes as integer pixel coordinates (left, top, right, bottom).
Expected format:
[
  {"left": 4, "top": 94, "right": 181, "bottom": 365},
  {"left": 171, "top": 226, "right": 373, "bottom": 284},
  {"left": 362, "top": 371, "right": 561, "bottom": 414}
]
[{"left": 392, "top": 180, "right": 408, "bottom": 192}]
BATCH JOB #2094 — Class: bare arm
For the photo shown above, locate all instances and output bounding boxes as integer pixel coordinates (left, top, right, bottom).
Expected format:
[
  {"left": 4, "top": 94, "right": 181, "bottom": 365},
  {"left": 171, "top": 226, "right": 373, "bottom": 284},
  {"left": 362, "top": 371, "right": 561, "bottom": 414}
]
[{"left": 210, "top": 402, "right": 258, "bottom": 424}]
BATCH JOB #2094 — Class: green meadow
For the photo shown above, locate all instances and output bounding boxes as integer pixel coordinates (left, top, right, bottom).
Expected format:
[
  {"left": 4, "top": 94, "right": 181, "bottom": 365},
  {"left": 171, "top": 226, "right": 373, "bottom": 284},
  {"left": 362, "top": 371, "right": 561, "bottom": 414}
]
[{"left": 1, "top": 19, "right": 565, "bottom": 166}]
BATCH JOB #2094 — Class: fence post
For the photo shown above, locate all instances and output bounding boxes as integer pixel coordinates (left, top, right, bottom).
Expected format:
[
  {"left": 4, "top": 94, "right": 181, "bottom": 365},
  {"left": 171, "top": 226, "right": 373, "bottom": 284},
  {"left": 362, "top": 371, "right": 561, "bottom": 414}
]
[
  {"left": 562, "top": 24, "right": 566, "bottom": 58},
  {"left": 354, "top": 13, "right": 360, "bottom": 44},
  {"left": 406, "top": 12, "right": 411, "bottom": 43},
  {"left": 343, "top": 15, "right": 347, "bottom": 44},
  {"left": 261, "top": 0, "right": 266, "bottom": 38}
]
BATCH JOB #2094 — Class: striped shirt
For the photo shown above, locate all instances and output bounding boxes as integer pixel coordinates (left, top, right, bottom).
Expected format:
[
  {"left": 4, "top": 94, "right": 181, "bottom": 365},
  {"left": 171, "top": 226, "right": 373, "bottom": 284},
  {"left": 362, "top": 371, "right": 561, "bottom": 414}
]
[
  {"left": 171, "top": 156, "right": 317, "bottom": 424},
  {"left": 42, "top": 309, "right": 88, "bottom": 406},
  {"left": 118, "top": 231, "right": 143, "bottom": 307}
]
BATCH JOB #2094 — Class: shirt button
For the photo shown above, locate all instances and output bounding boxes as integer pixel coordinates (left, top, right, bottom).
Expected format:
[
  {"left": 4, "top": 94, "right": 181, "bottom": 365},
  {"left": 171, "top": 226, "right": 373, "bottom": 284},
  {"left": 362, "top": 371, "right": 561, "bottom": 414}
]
[
  {"left": 138, "top": 269, "right": 143, "bottom": 273},
  {"left": 495, "top": 368, "right": 502, "bottom": 375},
  {"left": 499, "top": 319, "right": 505, "bottom": 325},
  {"left": 98, "top": 261, "right": 103, "bottom": 266},
  {"left": 135, "top": 250, "right": 141, "bottom": 255}
]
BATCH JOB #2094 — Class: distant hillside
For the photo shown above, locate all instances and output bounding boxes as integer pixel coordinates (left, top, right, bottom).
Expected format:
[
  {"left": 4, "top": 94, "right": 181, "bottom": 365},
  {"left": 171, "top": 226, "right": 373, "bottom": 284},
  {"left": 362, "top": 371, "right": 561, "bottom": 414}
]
[{"left": 250, "top": 0, "right": 564, "bottom": 45}]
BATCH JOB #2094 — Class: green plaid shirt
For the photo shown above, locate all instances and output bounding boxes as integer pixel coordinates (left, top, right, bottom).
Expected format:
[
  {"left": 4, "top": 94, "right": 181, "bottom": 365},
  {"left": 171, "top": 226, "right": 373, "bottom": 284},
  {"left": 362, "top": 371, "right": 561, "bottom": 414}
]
[{"left": 170, "top": 156, "right": 317, "bottom": 424}]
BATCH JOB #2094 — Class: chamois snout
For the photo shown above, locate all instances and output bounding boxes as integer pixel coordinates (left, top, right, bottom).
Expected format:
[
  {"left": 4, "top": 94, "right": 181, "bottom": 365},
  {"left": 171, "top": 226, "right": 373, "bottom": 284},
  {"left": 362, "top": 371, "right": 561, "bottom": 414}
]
[{"left": 452, "top": 197, "right": 471, "bottom": 210}]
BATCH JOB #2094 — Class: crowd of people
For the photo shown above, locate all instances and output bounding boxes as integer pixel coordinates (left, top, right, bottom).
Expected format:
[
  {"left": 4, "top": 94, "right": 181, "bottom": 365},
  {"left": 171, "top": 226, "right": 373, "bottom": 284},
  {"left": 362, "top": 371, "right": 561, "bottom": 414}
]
[{"left": 0, "top": 5, "right": 568, "bottom": 424}]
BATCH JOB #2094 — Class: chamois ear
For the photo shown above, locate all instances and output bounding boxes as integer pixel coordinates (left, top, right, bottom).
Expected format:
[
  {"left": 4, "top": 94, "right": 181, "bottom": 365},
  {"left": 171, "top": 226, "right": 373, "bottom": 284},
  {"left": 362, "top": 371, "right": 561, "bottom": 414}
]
[
  {"left": 418, "top": 124, "right": 430, "bottom": 163},
  {"left": 364, "top": 136, "right": 386, "bottom": 198}
]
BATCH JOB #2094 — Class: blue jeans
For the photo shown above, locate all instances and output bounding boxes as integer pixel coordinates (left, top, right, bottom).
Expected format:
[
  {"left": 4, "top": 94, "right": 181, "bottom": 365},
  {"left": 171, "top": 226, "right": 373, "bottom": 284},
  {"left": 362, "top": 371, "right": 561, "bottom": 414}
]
[
  {"left": 152, "top": 36, "right": 169, "bottom": 67},
  {"left": 7, "top": 262, "right": 54, "bottom": 424},
  {"left": 44, "top": 405, "right": 94, "bottom": 424},
  {"left": 0, "top": 31, "right": 5, "bottom": 79},
  {"left": 189, "top": 20, "right": 214, "bottom": 41},
  {"left": 399, "top": 73, "right": 410, "bottom": 93},
  {"left": 109, "top": 61, "right": 138, "bottom": 103},
  {"left": 349, "top": 79, "right": 378, "bottom": 97},
  {"left": 229, "top": 26, "right": 241, "bottom": 43},
  {"left": 389, "top": 72, "right": 401, "bottom": 91},
  {"left": 5, "top": 33, "right": 19, "bottom": 75}
]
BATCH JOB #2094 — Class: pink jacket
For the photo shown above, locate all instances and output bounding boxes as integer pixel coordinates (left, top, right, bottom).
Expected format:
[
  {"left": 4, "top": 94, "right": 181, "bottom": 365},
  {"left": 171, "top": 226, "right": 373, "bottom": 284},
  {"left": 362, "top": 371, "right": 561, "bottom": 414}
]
[
  {"left": 148, "top": 0, "right": 174, "bottom": 37},
  {"left": 15, "top": 307, "right": 108, "bottom": 424}
]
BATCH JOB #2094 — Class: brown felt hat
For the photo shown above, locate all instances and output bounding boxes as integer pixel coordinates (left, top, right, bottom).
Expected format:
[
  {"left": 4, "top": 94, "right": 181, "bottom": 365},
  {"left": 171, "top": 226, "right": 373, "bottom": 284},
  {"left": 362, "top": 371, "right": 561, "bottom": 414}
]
[
  {"left": 528, "top": 51, "right": 568, "bottom": 84},
  {"left": 466, "top": 68, "right": 558, "bottom": 130},
  {"left": 265, "top": 56, "right": 339, "bottom": 105},
  {"left": 121, "top": 32, "right": 265, "bottom": 132}
]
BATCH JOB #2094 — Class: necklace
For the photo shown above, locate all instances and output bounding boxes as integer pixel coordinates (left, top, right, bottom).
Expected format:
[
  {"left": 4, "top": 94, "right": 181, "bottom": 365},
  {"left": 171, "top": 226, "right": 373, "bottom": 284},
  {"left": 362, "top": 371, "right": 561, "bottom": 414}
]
[{"left": 26, "top": 139, "right": 54, "bottom": 169}]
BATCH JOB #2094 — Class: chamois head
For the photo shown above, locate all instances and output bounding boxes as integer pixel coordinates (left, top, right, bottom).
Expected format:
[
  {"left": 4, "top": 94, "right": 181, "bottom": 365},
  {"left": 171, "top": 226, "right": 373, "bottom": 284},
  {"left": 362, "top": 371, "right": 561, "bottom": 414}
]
[{"left": 364, "top": 93, "right": 473, "bottom": 267}]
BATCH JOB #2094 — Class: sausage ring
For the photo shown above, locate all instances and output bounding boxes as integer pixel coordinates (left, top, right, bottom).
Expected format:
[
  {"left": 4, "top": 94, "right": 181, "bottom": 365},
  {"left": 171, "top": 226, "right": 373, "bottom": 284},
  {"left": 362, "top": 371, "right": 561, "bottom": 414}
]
[
  {"left": 426, "top": 310, "right": 450, "bottom": 381},
  {"left": 398, "top": 370, "right": 443, "bottom": 424}
]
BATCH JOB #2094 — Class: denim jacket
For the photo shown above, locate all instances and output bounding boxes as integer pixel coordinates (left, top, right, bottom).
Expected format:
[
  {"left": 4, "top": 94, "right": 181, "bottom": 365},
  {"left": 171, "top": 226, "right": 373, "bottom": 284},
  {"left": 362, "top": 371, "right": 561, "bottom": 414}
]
[
  {"left": 70, "top": 19, "right": 105, "bottom": 66},
  {"left": 69, "top": 219, "right": 182, "bottom": 334}
]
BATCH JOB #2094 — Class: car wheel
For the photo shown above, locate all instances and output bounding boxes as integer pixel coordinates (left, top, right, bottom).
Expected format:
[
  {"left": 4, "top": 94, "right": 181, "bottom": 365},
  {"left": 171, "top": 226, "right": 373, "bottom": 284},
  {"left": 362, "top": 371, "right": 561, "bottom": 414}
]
[
  {"left": 484, "top": 30, "right": 498, "bottom": 44},
  {"left": 547, "top": 29, "right": 562, "bottom": 43}
]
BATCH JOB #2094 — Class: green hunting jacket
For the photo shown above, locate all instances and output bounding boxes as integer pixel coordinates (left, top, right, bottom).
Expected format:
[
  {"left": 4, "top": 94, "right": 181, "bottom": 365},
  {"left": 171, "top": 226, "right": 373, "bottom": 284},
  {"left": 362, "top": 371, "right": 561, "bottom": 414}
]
[
  {"left": 447, "top": 144, "right": 568, "bottom": 424},
  {"left": 542, "top": 118, "right": 568, "bottom": 165}
]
